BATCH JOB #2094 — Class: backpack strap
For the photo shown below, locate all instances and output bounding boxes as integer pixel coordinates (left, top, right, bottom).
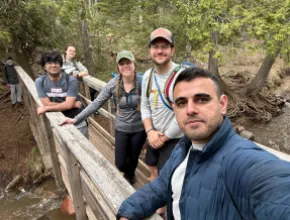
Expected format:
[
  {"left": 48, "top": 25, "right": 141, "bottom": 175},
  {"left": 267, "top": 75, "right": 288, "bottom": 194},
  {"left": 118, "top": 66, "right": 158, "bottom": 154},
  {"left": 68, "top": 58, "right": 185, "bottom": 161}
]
[{"left": 146, "top": 68, "right": 154, "bottom": 98}]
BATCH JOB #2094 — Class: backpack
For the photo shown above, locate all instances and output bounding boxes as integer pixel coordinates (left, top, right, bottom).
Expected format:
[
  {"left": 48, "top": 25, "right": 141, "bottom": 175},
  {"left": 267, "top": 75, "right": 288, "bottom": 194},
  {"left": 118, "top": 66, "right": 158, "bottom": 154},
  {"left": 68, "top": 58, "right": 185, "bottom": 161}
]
[
  {"left": 111, "top": 72, "right": 143, "bottom": 111},
  {"left": 146, "top": 61, "right": 196, "bottom": 110}
]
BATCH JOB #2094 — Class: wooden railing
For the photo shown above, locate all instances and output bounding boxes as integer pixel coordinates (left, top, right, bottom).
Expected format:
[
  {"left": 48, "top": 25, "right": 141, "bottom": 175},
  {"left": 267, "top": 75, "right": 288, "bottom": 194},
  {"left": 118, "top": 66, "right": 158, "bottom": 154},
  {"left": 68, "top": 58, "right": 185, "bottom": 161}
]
[{"left": 16, "top": 66, "right": 162, "bottom": 220}]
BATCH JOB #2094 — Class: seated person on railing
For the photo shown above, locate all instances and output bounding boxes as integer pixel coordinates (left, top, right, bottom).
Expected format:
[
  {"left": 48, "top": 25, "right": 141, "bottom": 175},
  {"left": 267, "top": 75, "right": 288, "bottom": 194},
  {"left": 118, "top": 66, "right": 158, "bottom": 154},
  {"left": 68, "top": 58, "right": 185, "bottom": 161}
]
[
  {"left": 117, "top": 67, "right": 290, "bottom": 220},
  {"left": 35, "top": 51, "right": 88, "bottom": 138},
  {"left": 62, "top": 44, "right": 97, "bottom": 102},
  {"left": 60, "top": 50, "right": 146, "bottom": 185}
]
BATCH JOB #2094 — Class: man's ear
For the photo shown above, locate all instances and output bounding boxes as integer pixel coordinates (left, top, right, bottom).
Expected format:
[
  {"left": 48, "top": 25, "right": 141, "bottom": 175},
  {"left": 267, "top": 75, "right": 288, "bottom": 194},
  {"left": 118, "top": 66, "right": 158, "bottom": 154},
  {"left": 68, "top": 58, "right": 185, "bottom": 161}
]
[{"left": 219, "top": 94, "right": 228, "bottom": 115}]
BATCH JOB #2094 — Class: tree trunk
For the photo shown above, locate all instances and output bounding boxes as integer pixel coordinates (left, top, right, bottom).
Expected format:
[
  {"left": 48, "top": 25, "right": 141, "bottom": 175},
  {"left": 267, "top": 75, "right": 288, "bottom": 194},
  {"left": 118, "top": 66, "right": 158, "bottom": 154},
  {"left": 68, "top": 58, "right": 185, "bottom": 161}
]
[
  {"left": 242, "top": 49, "right": 280, "bottom": 96},
  {"left": 79, "top": 3, "right": 95, "bottom": 76},
  {"left": 208, "top": 31, "right": 233, "bottom": 98}
]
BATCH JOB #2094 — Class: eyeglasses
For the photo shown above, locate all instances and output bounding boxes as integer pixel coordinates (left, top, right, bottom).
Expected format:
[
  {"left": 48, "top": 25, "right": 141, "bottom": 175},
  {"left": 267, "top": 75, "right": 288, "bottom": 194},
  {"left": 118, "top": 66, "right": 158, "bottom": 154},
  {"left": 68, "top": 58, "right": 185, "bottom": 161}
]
[{"left": 150, "top": 44, "right": 171, "bottom": 51}]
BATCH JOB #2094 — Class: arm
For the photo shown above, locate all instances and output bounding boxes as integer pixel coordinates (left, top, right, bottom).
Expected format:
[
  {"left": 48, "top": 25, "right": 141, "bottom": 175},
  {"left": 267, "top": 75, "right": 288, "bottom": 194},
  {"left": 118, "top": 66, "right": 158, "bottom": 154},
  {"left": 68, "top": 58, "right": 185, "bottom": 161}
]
[
  {"left": 76, "top": 61, "right": 88, "bottom": 77},
  {"left": 74, "top": 78, "right": 116, "bottom": 123},
  {"left": 117, "top": 149, "right": 175, "bottom": 219},
  {"left": 141, "top": 72, "right": 164, "bottom": 148},
  {"left": 226, "top": 144, "right": 290, "bottom": 220}
]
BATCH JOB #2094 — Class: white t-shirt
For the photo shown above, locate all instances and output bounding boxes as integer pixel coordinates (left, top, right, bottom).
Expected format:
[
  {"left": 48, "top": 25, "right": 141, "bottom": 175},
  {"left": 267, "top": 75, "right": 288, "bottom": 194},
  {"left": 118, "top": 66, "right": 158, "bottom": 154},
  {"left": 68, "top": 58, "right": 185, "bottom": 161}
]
[{"left": 171, "top": 143, "right": 204, "bottom": 220}]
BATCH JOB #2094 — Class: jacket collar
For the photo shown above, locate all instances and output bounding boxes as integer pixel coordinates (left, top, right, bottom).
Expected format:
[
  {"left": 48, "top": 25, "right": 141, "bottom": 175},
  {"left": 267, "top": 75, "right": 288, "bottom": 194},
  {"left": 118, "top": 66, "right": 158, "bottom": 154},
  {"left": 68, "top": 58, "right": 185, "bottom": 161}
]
[{"left": 179, "top": 116, "right": 235, "bottom": 161}]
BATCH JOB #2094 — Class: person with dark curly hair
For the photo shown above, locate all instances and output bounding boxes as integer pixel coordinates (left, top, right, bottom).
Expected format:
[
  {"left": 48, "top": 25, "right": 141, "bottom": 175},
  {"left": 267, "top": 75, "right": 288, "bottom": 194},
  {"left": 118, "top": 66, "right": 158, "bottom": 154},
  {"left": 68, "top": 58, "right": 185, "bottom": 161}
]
[{"left": 35, "top": 51, "right": 88, "bottom": 138}]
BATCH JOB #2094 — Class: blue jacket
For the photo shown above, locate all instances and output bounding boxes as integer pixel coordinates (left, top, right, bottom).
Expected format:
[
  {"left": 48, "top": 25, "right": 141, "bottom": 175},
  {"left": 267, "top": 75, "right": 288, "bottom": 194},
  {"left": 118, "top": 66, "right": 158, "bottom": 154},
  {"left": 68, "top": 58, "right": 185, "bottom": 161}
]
[{"left": 117, "top": 117, "right": 290, "bottom": 219}]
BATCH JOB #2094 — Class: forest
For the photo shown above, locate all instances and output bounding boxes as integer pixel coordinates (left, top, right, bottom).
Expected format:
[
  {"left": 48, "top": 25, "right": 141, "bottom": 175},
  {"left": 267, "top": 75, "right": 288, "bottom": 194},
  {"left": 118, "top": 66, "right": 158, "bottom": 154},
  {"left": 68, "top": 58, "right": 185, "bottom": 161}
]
[{"left": 1, "top": 0, "right": 290, "bottom": 121}]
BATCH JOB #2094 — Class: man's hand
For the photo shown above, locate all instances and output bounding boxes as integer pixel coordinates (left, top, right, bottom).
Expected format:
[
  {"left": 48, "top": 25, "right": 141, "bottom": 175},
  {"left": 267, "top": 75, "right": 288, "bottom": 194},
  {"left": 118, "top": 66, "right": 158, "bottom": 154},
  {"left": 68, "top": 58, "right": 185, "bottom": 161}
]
[
  {"left": 159, "top": 134, "right": 169, "bottom": 144},
  {"left": 73, "top": 101, "right": 82, "bottom": 108},
  {"left": 59, "top": 117, "right": 77, "bottom": 126},
  {"left": 37, "top": 106, "right": 47, "bottom": 115},
  {"left": 147, "top": 130, "right": 165, "bottom": 149},
  {"left": 6, "top": 84, "right": 10, "bottom": 89}
]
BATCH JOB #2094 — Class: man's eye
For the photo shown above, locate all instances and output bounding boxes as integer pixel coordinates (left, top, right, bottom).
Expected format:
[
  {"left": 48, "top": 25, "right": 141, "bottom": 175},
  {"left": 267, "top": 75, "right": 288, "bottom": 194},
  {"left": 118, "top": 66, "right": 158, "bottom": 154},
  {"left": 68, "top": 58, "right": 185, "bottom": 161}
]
[
  {"left": 176, "top": 100, "right": 187, "bottom": 107},
  {"left": 196, "top": 98, "right": 209, "bottom": 103}
]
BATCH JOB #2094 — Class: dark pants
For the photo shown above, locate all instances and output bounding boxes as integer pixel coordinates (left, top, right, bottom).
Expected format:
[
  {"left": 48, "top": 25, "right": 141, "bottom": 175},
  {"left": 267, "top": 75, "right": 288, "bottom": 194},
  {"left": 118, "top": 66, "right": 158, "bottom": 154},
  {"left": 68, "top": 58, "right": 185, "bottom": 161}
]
[
  {"left": 145, "top": 138, "right": 180, "bottom": 172},
  {"left": 89, "top": 87, "right": 97, "bottom": 101},
  {"left": 115, "top": 129, "right": 147, "bottom": 178}
]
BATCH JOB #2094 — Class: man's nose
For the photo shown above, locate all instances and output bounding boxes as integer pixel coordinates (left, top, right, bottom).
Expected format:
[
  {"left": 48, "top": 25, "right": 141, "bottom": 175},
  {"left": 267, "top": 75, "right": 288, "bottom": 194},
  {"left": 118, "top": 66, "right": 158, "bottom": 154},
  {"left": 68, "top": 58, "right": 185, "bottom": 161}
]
[{"left": 186, "top": 100, "right": 198, "bottom": 115}]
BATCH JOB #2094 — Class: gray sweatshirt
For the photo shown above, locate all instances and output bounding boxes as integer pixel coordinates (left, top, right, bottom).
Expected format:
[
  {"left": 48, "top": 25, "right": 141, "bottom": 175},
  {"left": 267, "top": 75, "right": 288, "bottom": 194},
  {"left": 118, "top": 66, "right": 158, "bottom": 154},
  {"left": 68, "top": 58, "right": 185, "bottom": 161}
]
[
  {"left": 75, "top": 78, "right": 144, "bottom": 133},
  {"left": 141, "top": 62, "right": 183, "bottom": 139}
]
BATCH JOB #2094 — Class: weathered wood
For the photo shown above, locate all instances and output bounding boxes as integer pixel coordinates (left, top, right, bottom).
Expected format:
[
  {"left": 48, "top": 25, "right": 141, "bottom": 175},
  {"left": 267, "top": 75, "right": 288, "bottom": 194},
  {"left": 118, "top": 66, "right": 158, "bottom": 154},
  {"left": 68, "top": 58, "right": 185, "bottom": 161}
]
[
  {"left": 89, "top": 117, "right": 115, "bottom": 145},
  {"left": 84, "top": 83, "right": 91, "bottom": 100},
  {"left": 79, "top": 93, "right": 115, "bottom": 120},
  {"left": 42, "top": 118, "right": 64, "bottom": 189},
  {"left": 81, "top": 170, "right": 113, "bottom": 220},
  {"left": 86, "top": 205, "right": 98, "bottom": 220},
  {"left": 82, "top": 75, "right": 106, "bottom": 92},
  {"left": 107, "top": 99, "right": 115, "bottom": 136},
  {"left": 64, "top": 144, "right": 86, "bottom": 220}
]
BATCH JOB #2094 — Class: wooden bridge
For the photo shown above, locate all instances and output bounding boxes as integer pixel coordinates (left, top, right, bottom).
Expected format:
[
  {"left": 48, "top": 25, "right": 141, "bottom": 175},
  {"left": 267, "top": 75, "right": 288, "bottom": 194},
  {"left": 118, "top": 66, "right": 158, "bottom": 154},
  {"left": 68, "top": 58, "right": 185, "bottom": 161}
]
[{"left": 15, "top": 66, "right": 290, "bottom": 220}]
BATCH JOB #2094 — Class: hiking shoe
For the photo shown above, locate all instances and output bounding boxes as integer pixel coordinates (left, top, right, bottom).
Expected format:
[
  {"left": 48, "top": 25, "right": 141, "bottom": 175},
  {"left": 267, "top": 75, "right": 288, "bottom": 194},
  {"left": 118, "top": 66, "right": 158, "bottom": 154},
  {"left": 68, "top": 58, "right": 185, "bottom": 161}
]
[{"left": 17, "top": 102, "right": 23, "bottom": 107}]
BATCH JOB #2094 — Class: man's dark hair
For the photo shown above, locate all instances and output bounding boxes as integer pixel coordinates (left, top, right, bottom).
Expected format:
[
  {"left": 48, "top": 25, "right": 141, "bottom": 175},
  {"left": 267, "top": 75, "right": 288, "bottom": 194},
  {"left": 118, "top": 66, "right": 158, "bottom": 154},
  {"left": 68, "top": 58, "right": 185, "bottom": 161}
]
[
  {"left": 173, "top": 67, "right": 223, "bottom": 96},
  {"left": 7, "top": 56, "right": 13, "bottom": 61},
  {"left": 40, "top": 51, "right": 63, "bottom": 68}
]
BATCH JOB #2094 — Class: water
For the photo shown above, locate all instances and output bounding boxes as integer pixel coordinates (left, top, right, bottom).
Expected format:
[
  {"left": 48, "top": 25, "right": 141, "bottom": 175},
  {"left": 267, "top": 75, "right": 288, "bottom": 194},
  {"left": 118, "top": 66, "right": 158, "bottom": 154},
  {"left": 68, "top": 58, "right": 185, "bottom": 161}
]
[{"left": 0, "top": 179, "right": 75, "bottom": 220}]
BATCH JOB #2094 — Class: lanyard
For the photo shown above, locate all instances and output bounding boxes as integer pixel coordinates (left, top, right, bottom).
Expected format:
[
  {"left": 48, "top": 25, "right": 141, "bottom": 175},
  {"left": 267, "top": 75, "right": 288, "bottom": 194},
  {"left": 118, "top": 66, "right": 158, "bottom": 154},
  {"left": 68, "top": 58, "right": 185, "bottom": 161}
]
[{"left": 153, "top": 74, "right": 173, "bottom": 111}]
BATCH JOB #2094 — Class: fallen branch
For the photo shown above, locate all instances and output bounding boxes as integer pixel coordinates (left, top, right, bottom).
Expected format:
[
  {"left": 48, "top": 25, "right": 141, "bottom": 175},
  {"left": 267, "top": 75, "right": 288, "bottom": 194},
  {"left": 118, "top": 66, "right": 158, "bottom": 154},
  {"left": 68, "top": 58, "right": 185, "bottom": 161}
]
[{"left": 4, "top": 175, "right": 24, "bottom": 192}]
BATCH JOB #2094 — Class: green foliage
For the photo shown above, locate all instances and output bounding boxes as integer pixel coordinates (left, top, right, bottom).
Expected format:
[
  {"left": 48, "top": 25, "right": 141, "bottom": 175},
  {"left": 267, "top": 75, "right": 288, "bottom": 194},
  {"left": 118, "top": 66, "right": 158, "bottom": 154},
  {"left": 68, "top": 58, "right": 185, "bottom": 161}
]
[
  {"left": 0, "top": 0, "right": 289, "bottom": 77},
  {"left": 175, "top": 0, "right": 290, "bottom": 63}
]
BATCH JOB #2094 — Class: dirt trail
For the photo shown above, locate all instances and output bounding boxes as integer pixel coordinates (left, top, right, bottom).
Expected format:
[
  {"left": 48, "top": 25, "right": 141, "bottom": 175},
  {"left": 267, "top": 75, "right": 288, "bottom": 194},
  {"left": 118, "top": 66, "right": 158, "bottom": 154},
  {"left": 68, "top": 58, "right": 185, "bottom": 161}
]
[{"left": 0, "top": 85, "right": 35, "bottom": 188}]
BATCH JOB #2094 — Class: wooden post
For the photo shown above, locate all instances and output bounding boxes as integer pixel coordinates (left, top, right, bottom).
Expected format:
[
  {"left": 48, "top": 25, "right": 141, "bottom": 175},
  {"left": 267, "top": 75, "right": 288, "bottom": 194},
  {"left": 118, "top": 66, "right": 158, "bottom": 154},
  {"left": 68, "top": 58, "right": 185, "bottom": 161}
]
[
  {"left": 42, "top": 117, "right": 65, "bottom": 189},
  {"left": 64, "top": 145, "right": 86, "bottom": 220}
]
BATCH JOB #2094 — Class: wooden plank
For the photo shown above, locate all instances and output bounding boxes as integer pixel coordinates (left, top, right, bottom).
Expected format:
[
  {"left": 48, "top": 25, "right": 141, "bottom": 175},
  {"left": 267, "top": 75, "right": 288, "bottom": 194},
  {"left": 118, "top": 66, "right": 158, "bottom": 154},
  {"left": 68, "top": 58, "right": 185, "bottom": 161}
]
[
  {"left": 107, "top": 99, "right": 115, "bottom": 136},
  {"left": 89, "top": 117, "right": 115, "bottom": 145},
  {"left": 86, "top": 205, "right": 98, "bottom": 220},
  {"left": 82, "top": 75, "right": 106, "bottom": 92},
  {"left": 83, "top": 83, "right": 91, "bottom": 100},
  {"left": 81, "top": 170, "right": 114, "bottom": 220},
  {"left": 79, "top": 94, "right": 115, "bottom": 120},
  {"left": 64, "top": 145, "right": 86, "bottom": 220},
  {"left": 42, "top": 119, "right": 64, "bottom": 189},
  {"left": 15, "top": 66, "right": 42, "bottom": 106}
]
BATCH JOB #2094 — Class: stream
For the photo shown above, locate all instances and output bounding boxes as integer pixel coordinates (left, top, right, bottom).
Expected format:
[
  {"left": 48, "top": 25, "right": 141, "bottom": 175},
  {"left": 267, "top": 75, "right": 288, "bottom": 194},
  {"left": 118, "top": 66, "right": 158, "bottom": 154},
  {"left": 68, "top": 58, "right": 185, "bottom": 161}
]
[{"left": 0, "top": 178, "right": 75, "bottom": 220}]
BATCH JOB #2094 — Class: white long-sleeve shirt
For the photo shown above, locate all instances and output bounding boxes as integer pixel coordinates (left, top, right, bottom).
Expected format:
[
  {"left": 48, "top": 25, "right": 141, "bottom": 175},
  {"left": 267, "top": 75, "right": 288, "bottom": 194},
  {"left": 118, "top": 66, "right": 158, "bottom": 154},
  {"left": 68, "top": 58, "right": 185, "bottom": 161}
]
[{"left": 140, "top": 62, "right": 183, "bottom": 139}]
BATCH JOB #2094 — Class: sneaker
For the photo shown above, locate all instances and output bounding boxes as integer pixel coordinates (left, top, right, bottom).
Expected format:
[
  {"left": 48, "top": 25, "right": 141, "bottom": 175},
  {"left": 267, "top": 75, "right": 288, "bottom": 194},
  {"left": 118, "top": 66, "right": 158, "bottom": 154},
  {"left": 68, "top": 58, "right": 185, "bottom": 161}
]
[
  {"left": 17, "top": 102, "right": 23, "bottom": 106},
  {"left": 94, "top": 111, "right": 99, "bottom": 116}
]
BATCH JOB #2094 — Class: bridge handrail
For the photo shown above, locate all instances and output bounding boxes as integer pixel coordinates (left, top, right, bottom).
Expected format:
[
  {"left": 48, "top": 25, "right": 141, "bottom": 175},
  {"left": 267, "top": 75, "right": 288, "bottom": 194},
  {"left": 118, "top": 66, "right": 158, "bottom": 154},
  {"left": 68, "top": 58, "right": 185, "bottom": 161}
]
[{"left": 15, "top": 66, "right": 162, "bottom": 220}]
